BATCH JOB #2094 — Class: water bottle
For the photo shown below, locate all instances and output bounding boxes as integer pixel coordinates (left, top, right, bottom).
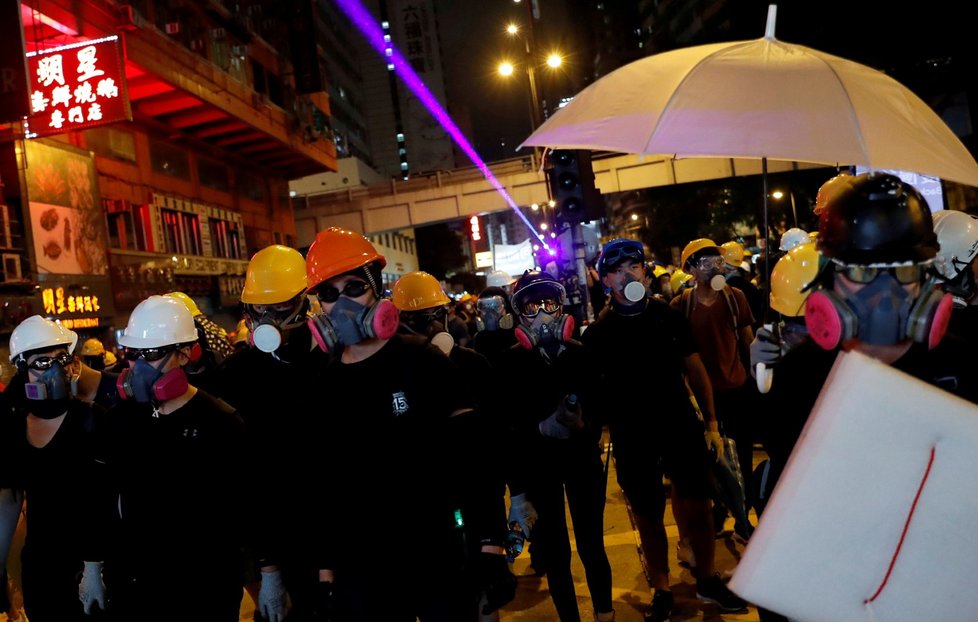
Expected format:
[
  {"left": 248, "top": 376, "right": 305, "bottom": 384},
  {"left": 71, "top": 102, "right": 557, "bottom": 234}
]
[{"left": 504, "top": 521, "right": 525, "bottom": 563}]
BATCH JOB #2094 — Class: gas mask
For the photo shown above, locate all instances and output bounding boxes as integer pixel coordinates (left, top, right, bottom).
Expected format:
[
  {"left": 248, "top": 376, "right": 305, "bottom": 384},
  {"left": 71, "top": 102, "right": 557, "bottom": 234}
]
[
  {"left": 514, "top": 301, "right": 575, "bottom": 350},
  {"left": 117, "top": 353, "right": 189, "bottom": 404},
  {"left": 22, "top": 353, "right": 72, "bottom": 419},
  {"left": 475, "top": 296, "right": 514, "bottom": 332},
  {"left": 307, "top": 296, "right": 400, "bottom": 353},
  {"left": 805, "top": 271, "right": 953, "bottom": 350},
  {"left": 401, "top": 307, "right": 454, "bottom": 355},
  {"left": 621, "top": 272, "right": 647, "bottom": 303},
  {"left": 246, "top": 299, "right": 308, "bottom": 353}
]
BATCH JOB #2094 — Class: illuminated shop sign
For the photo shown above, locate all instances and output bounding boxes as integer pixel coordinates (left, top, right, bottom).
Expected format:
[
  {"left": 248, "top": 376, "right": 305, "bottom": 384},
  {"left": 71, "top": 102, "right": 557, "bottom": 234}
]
[
  {"left": 60, "top": 317, "right": 100, "bottom": 329},
  {"left": 41, "top": 286, "right": 101, "bottom": 315},
  {"left": 25, "top": 36, "right": 131, "bottom": 138}
]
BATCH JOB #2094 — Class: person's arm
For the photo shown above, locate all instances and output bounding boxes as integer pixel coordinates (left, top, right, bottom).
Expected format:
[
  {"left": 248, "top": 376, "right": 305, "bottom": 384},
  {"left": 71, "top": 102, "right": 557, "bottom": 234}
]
[{"left": 683, "top": 352, "right": 716, "bottom": 424}]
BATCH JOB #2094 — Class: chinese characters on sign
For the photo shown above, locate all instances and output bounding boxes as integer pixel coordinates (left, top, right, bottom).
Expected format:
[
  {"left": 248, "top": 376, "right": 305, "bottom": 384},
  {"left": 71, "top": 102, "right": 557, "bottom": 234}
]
[
  {"left": 25, "top": 36, "right": 130, "bottom": 138},
  {"left": 42, "top": 287, "right": 101, "bottom": 315}
]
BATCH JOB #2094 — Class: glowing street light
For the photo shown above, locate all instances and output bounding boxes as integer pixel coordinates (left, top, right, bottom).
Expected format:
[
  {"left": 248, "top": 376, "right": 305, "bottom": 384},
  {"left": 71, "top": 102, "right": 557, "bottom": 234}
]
[
  {"left": 531, "top": 203, "right": 540, "bottom": 211},
  {"left": 546, "top": 53, "right": 562, "bottom": 68},
  {"left": 498, "top": 62, "right": 515, "bottom": 77},
  {"left": 506, "top": 23, "right": 519, "bottom": 35}
]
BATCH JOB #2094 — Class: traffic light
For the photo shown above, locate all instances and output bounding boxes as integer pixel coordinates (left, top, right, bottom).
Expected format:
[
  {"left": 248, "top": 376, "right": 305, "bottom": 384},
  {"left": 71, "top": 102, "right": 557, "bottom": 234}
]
[{"left": 546, "top": 149, "right": 602, "bottom": 230}]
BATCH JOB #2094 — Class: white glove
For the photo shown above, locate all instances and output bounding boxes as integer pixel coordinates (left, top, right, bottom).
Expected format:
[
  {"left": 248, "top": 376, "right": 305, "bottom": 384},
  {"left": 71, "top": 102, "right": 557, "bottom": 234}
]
[
  {"left": 538, "top": 411, "right": 571, "bottom": 439},
  {"left": 508, "top": 492, "right": 538, "bottom": 536},
  {"left": 258, "top": 569, "right": 292, "bottom": 622},
  {"left": 554, "top": 394, "right": 584, "bottom": 429},
  {"left": 78, "top": 560, "right": 106, "bottom": 614},
  {"left": 749, "top": 325, "right": 781, "bottom": 376}
]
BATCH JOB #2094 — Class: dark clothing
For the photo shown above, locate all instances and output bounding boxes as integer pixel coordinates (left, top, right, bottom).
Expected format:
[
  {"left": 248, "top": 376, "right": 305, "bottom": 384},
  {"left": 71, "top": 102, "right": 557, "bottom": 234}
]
[
  {"left": 582, "top": 299, "right": 714, "bottom": 503},
  {"left": 1, "top": 399, "right": 110, "bottom": 622},
  {"left": 947, "top": 304, "right": 978, "bottom": 348},
  {"left": 104, "top": 391, "right": 246, "bottom": 622},
  {"left": 726, "top": 271, "right": 765, "bottom": 329},
  {"left": 498, "top": 341, "right": 612, "bottom": 620},
  {"left": 471, "top": 328, "right": 518, "bottom": 369},
  {"left": 94, "top": 370, "right": 120, "bottom": 410},
  {"left": 310, "top": 335, "right": 490, "bottom": 621}
]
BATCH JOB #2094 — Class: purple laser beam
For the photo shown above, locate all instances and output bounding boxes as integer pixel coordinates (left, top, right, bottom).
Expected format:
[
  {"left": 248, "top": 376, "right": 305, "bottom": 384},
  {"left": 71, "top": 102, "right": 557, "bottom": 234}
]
[{"left": 332, "top": 0, "right": 549, "bottom": 249}]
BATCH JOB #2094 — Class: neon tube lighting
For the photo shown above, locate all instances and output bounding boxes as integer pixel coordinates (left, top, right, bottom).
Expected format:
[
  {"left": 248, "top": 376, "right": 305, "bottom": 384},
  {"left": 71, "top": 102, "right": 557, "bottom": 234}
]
[{"left": 332, "top": 0, "right": 549, "bottom": 249}]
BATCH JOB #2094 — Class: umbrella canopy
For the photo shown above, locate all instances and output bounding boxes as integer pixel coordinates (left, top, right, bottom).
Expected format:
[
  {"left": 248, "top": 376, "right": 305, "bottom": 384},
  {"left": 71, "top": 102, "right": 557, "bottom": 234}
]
[{"left": 520, "top": 9, "right": 978, "bottom": 188}]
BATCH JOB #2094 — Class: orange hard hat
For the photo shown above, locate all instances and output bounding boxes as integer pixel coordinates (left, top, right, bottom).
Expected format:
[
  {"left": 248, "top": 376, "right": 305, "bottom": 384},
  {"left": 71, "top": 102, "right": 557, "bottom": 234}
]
[{"left": 305, "top": 227, "right": 386, "bottom": 291}]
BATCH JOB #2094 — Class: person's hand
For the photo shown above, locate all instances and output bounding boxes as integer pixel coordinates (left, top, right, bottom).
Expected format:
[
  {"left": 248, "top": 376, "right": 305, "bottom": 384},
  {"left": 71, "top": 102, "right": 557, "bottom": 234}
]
[
  {"left": 704, "top": 422, "right": 724, "bottom": 462},
  {"left": 258, "top": 569, "right": 292, "bottom": 622},
  {"left": 538, "top": 410, "right": 571, "bottom": 439},
  {"left": 477, "top": 552, "right": 517, "bottom": 614},
  {"left": 78, "top": 560, "right": 106, "bottom": 614},
  {"left": 314, "top": 581, "right": 335, "bottom": 622},
  {"left": 508, "top": 492, "right": 538, "bottom": 536},
  {"left": 749, "top": 325, "right": 781, "bottom": 376}
]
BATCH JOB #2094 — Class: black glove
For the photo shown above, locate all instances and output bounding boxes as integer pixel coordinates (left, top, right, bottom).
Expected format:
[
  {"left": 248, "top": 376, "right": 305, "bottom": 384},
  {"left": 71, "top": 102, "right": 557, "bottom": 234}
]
[
  {"left": 314, "top": 581, "right": 335, "bottom": 622},
  {"left": 477, "top": 552, "right": 517, "bottom": 614}
]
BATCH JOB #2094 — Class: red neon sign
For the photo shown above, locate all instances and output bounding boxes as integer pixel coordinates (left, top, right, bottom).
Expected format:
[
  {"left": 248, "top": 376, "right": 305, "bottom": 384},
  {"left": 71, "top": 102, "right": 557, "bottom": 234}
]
[
  {"left": 25, "top": 36, "right": 130, "bottom": 138},
  {"left": 470, "top": 215, "right": 481, "bottom": 241}
]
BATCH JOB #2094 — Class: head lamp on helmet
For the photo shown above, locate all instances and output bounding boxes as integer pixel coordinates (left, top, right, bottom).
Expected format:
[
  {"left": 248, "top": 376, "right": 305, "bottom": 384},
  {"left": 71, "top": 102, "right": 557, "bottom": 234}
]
[{"left": 597, "top": 239, "right": 645, "bottom": 276}]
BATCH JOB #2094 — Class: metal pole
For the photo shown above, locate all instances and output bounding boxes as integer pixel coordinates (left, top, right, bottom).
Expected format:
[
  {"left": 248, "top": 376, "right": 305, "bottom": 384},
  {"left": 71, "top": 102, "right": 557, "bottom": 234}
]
[{"left": 571, "top": 223, "right": 594, "bottom": 323}]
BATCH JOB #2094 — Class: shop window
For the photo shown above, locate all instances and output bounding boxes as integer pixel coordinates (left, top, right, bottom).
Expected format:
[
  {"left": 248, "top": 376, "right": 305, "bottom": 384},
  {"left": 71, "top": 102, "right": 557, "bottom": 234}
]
[
  {"left": 160, "top": 208, "right": 202, "bottom": 256},
  {"left": 238, "top": 173, "right": 265, "bottom": 202},
  {"left": 106, "top": 200, "right": 152, "bottom": 251},
  {"left": 85, "top": 128, "right": 136, "bottom": 162},
  {"left": 208, "top": 216, "right": 242, "bottom": 259}
]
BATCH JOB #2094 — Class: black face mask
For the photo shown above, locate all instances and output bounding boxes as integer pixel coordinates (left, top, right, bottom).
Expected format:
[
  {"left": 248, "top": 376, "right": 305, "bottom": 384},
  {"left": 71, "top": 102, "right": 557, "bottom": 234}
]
[{"left": 30, "top": 398, "right": 70, "bottom": 420}]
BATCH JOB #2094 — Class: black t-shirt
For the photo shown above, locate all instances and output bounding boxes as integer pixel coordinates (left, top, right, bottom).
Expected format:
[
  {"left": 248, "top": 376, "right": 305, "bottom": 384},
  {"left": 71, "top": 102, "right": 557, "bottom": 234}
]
[
  {"left": 581, "top": 298, "right": 700, "bottom": 429},
  {"left": 104, "top": 391, "right": 246, "bottom": 576},
  {"left": 0, "top": 399, "right": 109, "bottom": 562},
  {"left": 310, "top": 335, "right": 473, "bottom": 568},
  {"left": 471, "top": 328, "right": 518, "bottom": 369},
  {"left": 94, "top": 370, "right": 120, "bottom": 410}
]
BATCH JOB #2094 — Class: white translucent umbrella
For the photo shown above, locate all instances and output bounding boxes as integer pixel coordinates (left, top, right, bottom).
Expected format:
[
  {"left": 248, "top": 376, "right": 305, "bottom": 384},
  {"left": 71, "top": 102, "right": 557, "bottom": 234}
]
[{"left": 520, "top": 6, "right": 978, "bottom": 189}]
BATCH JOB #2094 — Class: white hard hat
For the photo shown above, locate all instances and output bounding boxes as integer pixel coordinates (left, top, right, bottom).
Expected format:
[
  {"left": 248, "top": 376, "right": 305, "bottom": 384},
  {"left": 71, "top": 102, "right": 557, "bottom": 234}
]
[
  {"left": 486, "top": 270, "right": 515, "bottom": 288},
  {"left": 933, "top": 210, "right": 978, "bottom": 279},
  {"left": 119, "top": 295, "right": 198, "bottom": 349},
  {"left": 9, "top": 315, "right": 79, "bottom": 361},
  {"left": 779, "top": 228, "right": 812, "bottom": 252}
]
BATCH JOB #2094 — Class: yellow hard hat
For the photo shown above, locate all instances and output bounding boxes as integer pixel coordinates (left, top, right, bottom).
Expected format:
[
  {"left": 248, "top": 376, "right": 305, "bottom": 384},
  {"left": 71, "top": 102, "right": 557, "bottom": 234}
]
[
  {"left": 814, "top": 172, "right": 856, "bottom": 215},
  {"left": 79, "top": 337, "right": 105, "bottom": 357},
  {"left": 165, "top": 291, "right": 202, "bottom": 317},
  {"left": 770, "top": 242, "right": 820, "bottom": 317},
  {"left": 720, "top": 241, "right": 746, "bottom": 266},
  {"left": 680, "top": 238, "right": 719, "bottom": 269},
  {"left": 242, "top": 245, "right": 307, "bottom": 305},
  {"left": 103, "top": 351, "right": 117, "bottom": 366},
  {"left": 652, "top": 265, "right": 669, "bottom": 279},
  {"left": 391, "top": 271, "right": 451, "bottom": 312},
  {"left": 670, "top": 269, "right": 693, "bottom": 293}
]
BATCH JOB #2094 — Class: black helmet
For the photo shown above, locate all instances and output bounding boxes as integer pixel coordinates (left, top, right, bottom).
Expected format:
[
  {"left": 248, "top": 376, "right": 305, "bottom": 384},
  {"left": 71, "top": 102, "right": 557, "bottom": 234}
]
[
  {"left": 817, "top": 172, "right": 938, "bottom": 265},
  {"left": 511, "top": 271, "right": 565, "bottom": 315}
]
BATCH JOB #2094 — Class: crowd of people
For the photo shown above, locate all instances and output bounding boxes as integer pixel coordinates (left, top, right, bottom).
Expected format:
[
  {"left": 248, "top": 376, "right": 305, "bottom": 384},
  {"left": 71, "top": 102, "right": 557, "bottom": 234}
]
[{"left": 1, "top": 171, "right": 977, "bottom": 622}]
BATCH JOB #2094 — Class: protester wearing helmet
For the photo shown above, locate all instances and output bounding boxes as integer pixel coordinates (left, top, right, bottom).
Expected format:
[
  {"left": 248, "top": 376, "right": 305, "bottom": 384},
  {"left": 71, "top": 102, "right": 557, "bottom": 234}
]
[
  {"left": 584, "top": 238, "right": 748, "bottom": 620},
  {"left": 485, "top": 269, "right": 516, "bottom": 294},
  {"left": 756, "top": 175, "right": 978, "bottom": 621},
  {"left": 102, "top": 295, "right": 249, "bottom": 622},
  {"left": 165, "top": 291, "right": 234, "bottom": 392},
  {"left": 674, "top": 238, "right": 757, "bottom": 535},
  {"left": 304, "top": 227, "right": 515, "bottom": 620},
  {"left": 0, "top": 315, "right": 109, "bottom": 621},
  {"left": 78, "top": 338, "right": 107, "bottom": 370},
  {"left": 212, "top": 244, "right": 326, "bottom": 622},
  {"left": 496, "top": 269, "right": 616, "bottom": 622},
  {"left": 670, "top": 269, "right": 694, "bottom": 297},
  {"left": 779, "top": 228, "right": 812, "bottom": 253},
  {"left": 721, "top": 240, "right": 764, "bottom": 328},
  {"left": 471, "top": 286, "right": 518, "bottom": 367}
]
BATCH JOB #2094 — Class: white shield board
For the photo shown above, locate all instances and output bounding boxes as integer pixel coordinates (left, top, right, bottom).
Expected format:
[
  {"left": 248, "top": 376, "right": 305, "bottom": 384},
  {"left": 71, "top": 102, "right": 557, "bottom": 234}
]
[{"left": 730, "top": 350, "right": 978, "bottom": 621}]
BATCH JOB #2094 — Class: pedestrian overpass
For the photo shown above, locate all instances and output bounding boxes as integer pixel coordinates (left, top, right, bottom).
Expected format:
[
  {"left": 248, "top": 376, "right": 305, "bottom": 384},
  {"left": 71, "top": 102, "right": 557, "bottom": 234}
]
[{"left": 291, "top": 152, "right": 825, "bottom": 247}]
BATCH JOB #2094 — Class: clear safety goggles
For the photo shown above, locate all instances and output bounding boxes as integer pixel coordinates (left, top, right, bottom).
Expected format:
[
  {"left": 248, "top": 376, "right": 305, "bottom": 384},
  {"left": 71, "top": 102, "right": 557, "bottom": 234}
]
[{"left": 834, "top": 261, "right": 929, "bottom": 285}]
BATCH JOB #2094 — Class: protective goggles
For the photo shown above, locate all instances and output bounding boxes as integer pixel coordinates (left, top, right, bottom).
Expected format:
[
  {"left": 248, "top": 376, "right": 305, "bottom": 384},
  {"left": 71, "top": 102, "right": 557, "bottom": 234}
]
[
  {"left": 124, "top": 346, "right": 180, "bottom": 362},
  {"left": 695, "top": 255, "right": 726, "bottom": 269},
  {"left": 402, "top": 306, "right": 447, "bottom": 326},
  {"left": 522, "top": 299, "right": 561, "bottom": 317},
  {"left": 599, "top": 243, "right": 644, "bottom": 270},
  {"left": 25, "top": 351, "right": 73, "bottom": 371},
  {"left": 477, "top": 296, "right": 506, "bottom": 314},
  {"left": 315, "top": 280, "right": 372, "bottom": 303},
  {"left": 836, "top": 263, "right": 928, "bottom": 285}
]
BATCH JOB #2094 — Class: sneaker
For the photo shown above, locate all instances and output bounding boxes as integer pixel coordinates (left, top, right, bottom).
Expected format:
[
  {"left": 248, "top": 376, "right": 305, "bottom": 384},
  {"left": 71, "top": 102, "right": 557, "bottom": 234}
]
[
  {"left": 676, "top": 537, "right": 696, "bottom": 569},
  {"left": 696, "top": 574, "right": 749, "bottom": 612},
  {"left": 644, "top": 589, "right": 673, "bottom": 622}
]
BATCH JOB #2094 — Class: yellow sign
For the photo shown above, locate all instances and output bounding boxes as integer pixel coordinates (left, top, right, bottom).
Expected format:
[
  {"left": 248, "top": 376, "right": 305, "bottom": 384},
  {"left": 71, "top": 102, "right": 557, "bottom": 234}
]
[
  {"left": 475, "top": 251, "right": 494, "bottom": 268},
  {"left": 60, "top": 317, "right": 100, "bottom": 329},
  {"left": 41, "top": 287, "right": 100, "bottom": 315}
]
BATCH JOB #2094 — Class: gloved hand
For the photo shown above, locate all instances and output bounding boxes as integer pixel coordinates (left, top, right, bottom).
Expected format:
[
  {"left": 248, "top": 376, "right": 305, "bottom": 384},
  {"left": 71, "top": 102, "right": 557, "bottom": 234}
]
[
  {"left": 555, "top": 394, "right": 584, "bottom": 430},
  {"left": 258, "top": 569, "right": 292, "bottom": 622},
  {"left": 538, "top": 410, "right": 571, "bottom": 439},
  {"left": 477, "top": 552, "right": 517, "bottom": 614},
  {"left": 704, "top": 422, "right": 724, "bottom": 462},
  {"left": 314, "top": 581, "right": 335, "bottom": 622},
  {"left": 508, "top": 492, "right": 538, "bottom": 536},
  {"left": 78, "top": 560, "right": 106, "bottom": 614},
  {"left": 749, "top": 325, "right": 782, "bottom": 377}
]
